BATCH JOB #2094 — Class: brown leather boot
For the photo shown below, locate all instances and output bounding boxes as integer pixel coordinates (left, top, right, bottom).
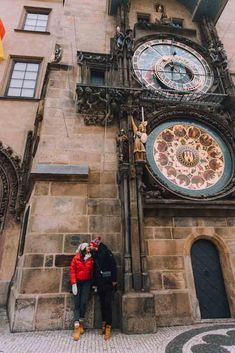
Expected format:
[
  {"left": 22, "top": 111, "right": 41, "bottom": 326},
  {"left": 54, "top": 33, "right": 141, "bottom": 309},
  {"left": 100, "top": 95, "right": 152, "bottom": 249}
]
[
  {"left": 79, "top": 320, "right": 85, "bottom": 334},
  {"left": 73, "top": 322, "right": 81, "bottom": 341},
  {"left": 100, "top": 321, "right": 106, "bottom": 335},
  {"left": 104, "top": 324, "right": 111, "bottom": 340}
]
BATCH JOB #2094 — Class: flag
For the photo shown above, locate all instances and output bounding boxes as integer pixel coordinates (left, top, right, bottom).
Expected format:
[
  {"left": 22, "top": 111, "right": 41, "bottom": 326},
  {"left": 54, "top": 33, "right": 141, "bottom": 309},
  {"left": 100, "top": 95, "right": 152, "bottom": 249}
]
[
  {"left": 0, "top": 39, "right": 5, "bottom": 60},
  {"left": 0, "top": 19, "right": 5, "bottom": 40}
]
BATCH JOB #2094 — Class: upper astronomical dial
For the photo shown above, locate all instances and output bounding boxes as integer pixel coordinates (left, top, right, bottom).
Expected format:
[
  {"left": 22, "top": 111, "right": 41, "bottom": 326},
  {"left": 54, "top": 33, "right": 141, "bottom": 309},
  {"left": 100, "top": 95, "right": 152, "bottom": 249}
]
[{"left": 132, "top": 39, "right": 214, "bottom": 96}]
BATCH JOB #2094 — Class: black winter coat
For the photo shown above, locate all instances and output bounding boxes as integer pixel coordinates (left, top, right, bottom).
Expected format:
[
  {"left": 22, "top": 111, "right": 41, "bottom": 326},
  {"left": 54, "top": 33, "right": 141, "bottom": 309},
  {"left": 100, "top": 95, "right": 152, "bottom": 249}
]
[{"left": 92, "top": 243, "right": 117, "bottom": 287}]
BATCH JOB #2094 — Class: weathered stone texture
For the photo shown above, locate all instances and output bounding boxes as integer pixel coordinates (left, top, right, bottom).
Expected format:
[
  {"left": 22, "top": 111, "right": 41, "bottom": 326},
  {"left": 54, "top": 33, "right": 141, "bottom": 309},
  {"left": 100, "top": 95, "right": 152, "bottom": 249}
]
[
  {"left": 89, "top": 216, "right": 121, "bottom": 233},
  {"left": 34, "top": 182, "right": 50, "bottom": 196},
  {"left": 35, "top": 297, "right": 65, "bottom": 330},
  {"left": 13, "top": 298, "right": 36, "bottom": 332},
  {"left": 147, "top": 256, "right": 184, "bottom": 271},
  {"left": 20, "top": 269, "right": 61, "bottom": 294},
  {"left": 144, "top": 217, "right": 173, "bottom": 227},
  {"left": 24, "top": 234, "right": 63, "bottom": 254},
  {"left": 45, "top": 255, "right": 54, "bottom": 267},
  {"left": 61, "top": 268, "right": 71, "bottom": 293},
  {"left": 64, "top": 233, "right": 91, "bottom": 253},
  {"left": 147, "top": 239, "right": 185, "bottom": 256},
  {"left": 148, "top": 271, "right": 162, "bottom": 290},
  {"left": 55, "top": 255, "right": 73, "bottom": 267},
  {"left": 29, "top": 214, "right": 88, "bottom": 233},
  {"left": 23, "top": 255, "right": 44, "bottom": 268},
  {"left": 162, "top": 272, "right": 186, "bottom": 290},
  {"left": 154, "top": 292, "right": 192, "bottom": 326},
  {"left": 31, "top": 197, "right": 87, "bottom": 216},
  {"left": 122, "top": 293, "right": 157, "bottom": 334},
  {"left": 88, "top": 185, "right": 118, "bottom": 198},
  {"left": 88, "top": 199, "right": 120, "bottom": 215},
  {"left": 50, "top": 182, "right": 88, "bottom": 196}
]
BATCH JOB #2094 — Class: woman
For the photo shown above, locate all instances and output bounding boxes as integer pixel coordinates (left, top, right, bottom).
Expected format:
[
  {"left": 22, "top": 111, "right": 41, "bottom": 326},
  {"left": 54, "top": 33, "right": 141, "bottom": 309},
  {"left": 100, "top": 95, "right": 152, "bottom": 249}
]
[{"left": 70, "top": 242, "right": 94, "bottom": 340}]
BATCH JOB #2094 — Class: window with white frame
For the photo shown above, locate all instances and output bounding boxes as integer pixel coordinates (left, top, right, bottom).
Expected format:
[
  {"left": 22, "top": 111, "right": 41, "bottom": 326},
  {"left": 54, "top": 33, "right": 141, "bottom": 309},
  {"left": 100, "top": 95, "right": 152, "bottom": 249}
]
[
  {"left": 23, "top": 8, "right": 51, "bottom": 32},
  {"left": 6, "top": 61, "right": 40, "bottom": 98}
]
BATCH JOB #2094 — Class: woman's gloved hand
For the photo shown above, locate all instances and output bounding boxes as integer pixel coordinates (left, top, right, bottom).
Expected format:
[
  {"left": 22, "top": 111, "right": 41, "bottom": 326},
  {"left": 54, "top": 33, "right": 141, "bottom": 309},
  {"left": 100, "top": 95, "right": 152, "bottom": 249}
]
[{"left": 72, "top": 283, "right": 78, "bottom": 295}]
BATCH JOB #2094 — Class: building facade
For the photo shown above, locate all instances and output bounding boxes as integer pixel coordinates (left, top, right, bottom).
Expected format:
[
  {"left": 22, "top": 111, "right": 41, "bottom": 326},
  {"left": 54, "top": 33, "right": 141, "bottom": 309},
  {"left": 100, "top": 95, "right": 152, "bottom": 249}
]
[{"left": 1, "top": 0, "right": 235, "bottom": 333}]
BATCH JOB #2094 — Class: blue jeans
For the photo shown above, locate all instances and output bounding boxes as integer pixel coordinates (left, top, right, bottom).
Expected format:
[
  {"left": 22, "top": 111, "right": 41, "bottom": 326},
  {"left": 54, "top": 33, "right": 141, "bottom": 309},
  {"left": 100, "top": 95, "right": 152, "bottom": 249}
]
[{"left": 73, "top": 280, "right": 91, "bottom": 322}]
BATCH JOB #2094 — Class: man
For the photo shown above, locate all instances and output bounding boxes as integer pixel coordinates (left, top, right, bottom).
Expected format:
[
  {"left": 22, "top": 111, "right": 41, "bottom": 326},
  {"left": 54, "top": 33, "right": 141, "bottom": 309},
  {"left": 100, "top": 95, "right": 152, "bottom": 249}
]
[{"left": 89, "top": 237, "right": 117, "bottom": 340}]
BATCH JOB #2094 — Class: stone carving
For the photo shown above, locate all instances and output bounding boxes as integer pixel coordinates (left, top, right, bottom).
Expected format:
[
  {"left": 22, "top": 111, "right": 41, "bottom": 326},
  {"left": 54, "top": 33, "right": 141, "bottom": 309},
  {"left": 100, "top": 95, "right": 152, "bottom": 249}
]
[
  {"left": 76, "top": 86, "right": 126, "bottom": 125},
  {"left": 145, "top": 187, "right": 166, "bottom": 200},
  {"left": 50, "top": 44, "right": 63, "bottom": 64},
  {"left": 154, "top": 3, "right": 175, "bottom": 26},
  {"left": 208, "top": 42, "right": 219, "bottom": 64},
  {"left": 76, "top": 83, "right": 227, "bottom": 126},
  {"left": 114, "top": 27, "right": 134, "bottom": 59},
  {"left": 0, "top": 143, "right": 20, "bottom": 231},
  {"left": 131, "top": 116, "right": 148, "bottom": 161},
  {"left": 200, "top": 17, "right": 234, "bottom": 96},
  {"left": 117, "top": 129, "right": 129, "bottom": 163},
  {"left": 77, "top": 51, "right": 115, "bottom": 69},
  {"left": 125, "top": 29, "right": 134, "bottom": 59},
  {"left": 208, "top": 41, "right": 228, "bottom": 68},
  {"left": 115, "top": 26, "right": 125, "bottom": 55},
  {"left": 17, "top": 131, "right": 33, "bottom": 217}
]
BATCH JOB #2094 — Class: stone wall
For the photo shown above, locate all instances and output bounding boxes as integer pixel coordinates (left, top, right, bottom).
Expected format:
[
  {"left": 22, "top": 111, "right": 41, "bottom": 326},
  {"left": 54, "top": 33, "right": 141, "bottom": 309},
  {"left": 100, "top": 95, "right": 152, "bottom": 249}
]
[
  {"left": 0, "top": 0, "right": 63, "bottom": 306},
  {"left": 144, "top": 214, "right": 235, "bottom": 326},
  {"left": 7, "top": 0, "right": 122, "bottom": 330},
  {"left": 9, "top": 176, "right": 122, "bottom": 331}
]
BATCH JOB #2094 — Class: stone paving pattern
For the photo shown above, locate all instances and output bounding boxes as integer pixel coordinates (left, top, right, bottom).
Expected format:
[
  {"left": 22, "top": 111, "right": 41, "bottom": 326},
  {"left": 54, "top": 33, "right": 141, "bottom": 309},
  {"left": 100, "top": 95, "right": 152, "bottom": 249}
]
[{"left": 1, "top": 308, "right": 235, "bottom": 353}]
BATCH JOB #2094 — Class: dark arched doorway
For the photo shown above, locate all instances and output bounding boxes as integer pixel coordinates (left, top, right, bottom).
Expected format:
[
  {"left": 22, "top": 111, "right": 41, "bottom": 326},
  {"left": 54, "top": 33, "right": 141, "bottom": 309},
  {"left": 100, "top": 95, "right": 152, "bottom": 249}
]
[{"left": 191, "top": 239, "right": 231, "bottom": 319}]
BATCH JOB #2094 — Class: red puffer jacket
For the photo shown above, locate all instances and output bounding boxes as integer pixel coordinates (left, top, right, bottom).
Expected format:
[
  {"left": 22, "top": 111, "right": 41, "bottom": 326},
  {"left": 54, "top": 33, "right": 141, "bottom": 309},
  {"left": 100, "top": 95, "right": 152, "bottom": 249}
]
[{"left": 70, "top": 253, "right": 94, "bottom": 284}]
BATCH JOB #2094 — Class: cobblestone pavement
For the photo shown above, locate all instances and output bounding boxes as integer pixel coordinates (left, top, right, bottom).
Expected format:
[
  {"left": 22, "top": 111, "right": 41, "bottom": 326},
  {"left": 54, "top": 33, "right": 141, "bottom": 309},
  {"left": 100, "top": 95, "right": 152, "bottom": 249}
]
[{"left": 1, "top": 308, "right": 235, "bottom": 353}]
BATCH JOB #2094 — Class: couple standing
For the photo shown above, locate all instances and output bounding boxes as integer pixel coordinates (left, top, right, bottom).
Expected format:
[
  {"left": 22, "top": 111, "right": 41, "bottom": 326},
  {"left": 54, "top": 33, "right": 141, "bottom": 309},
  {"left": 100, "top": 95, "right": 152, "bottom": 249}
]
[{"left": 70, "top": 237, "right": 117, "bottom": 341}]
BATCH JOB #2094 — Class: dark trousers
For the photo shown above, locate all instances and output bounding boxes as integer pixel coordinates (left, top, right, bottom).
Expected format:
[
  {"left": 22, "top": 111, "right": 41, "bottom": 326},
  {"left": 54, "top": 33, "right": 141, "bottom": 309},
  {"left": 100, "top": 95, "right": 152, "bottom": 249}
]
[
  {"left": 98, "top": 285, "right": 113, "bottom": 325},
  {"left": 73, "top": 280, "right": 91, "bottom": 322}
]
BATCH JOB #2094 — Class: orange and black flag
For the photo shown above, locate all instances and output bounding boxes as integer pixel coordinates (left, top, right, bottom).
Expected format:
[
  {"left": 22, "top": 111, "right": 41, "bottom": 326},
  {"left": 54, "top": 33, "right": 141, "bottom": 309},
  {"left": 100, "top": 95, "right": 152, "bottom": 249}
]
[{"left": 0, "top": 19, "right": 6, "bottom": 61}]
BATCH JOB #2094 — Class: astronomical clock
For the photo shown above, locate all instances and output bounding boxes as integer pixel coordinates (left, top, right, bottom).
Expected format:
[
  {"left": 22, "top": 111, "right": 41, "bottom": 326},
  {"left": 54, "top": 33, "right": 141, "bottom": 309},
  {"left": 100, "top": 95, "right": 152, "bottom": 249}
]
[
  {"left": 132, "top": 36, "right": 234, "bottom": 200},
  {"left": 132, "top": 38, "right": 214, "bottom": 97}
]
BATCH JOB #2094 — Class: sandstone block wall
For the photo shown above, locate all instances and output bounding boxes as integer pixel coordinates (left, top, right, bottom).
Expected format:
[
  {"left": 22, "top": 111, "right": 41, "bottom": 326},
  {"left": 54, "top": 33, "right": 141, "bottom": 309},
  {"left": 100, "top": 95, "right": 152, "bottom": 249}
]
[{"left": 144, "top": 215, "right": 235, "bottom": 326}]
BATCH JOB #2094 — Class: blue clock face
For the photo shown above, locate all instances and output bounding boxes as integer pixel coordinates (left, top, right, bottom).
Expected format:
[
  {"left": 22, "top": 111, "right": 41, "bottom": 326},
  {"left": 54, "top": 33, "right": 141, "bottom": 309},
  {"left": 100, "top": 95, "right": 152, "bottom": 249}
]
[
  {"left": 146, "top": 120, "right": 233, "bottom": 197},
  {"left": 132, "top": 39, "right": 214, "bottom": 97}
]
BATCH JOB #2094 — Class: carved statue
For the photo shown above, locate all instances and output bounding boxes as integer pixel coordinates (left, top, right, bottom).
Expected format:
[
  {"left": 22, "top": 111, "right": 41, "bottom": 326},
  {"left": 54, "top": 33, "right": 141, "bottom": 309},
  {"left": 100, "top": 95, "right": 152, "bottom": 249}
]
[
  {"left": 208, "top": 42, "right": 219, "bottom": 63},
  {"left": 131, "top": 116, "right": 148, "bottom": 161},
  {"left": 115, "top": 26, "right": 125, "bottom": 55},
  {"left": 117, "top": 129, "right": 129, "bottom": 163},
  {"left": 155, "top": 3, "right": 172, "bottom": 25},
  {"left": 155, "top": 4, "right": 164, "bottom": 22},
  {"left": 125, "top": 29, "right": 134, "bottom": 58},
  {"left": 217, "top": 42, "right": 228, "bottom": 68},
  {"left": 50, "top": 44, "right": 63, "bottom": 64}
]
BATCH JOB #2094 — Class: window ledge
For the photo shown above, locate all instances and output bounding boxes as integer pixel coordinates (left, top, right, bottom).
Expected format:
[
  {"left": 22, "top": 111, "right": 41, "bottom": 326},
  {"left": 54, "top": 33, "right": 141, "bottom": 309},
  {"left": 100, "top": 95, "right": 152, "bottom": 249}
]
[
  {"left": 30, "top": 164, "right": 89, "bottom": 182},
  {"left": 0, "top": 96, "right": 40, "bottom": 102},
  {"left": 14, "top": 29, "right": 50, "bottom": 35}
]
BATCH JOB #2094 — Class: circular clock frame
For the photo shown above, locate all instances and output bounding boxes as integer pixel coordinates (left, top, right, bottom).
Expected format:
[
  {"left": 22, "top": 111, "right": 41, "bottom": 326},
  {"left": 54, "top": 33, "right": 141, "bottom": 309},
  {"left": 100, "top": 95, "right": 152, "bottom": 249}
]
[
  {"left": 146, "top": 119, "right": 233, "bottom": 199},
  {"left": 132, "top": 36, "right": 215, "bottom": 98}
]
